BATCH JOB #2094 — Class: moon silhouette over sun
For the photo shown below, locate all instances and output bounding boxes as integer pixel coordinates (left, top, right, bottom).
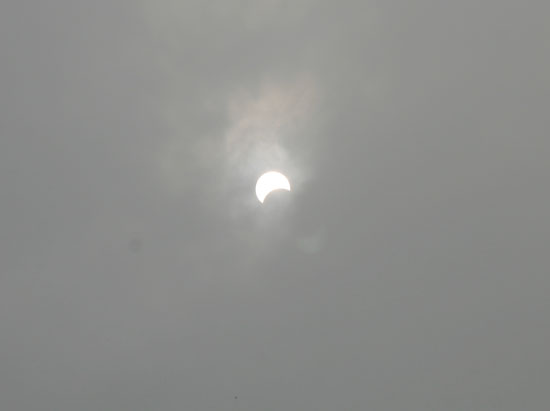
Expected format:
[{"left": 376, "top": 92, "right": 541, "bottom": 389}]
[{"left": 255, "top": 171, "right": 291, "bottom": 203}]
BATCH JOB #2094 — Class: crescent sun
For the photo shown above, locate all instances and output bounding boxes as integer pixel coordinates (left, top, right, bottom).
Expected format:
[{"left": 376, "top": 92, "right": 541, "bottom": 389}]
[{"left": 255, "top": 171, "right": 291, "bottom": 203}]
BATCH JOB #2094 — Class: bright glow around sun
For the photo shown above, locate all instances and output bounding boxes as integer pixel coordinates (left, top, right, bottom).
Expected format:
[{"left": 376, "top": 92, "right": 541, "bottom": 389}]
[{"left": 255, "top": 171, "right": 291, "bottom": 203}]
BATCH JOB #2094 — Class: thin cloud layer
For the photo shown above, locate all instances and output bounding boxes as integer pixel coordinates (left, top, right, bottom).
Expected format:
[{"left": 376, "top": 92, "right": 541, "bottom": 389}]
[{"left": 1, "top": 1, "right": 549, "bottom": 411}]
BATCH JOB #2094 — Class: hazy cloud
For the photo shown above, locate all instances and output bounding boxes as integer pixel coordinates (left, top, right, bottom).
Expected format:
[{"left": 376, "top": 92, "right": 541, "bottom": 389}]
[{"left": 1, "top": 1, "right": 549, "bottom": 410}]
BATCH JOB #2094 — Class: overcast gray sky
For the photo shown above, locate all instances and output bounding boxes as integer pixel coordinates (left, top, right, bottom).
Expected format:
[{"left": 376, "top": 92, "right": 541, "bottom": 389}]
[{"left": 1, "top": 1, "right": 549, "bottom": 410}]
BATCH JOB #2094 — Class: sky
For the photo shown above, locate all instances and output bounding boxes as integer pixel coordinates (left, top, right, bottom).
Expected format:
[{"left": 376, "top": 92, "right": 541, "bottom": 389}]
[{"left": 1, "top": 1, "right": 549, "bottom": 410}]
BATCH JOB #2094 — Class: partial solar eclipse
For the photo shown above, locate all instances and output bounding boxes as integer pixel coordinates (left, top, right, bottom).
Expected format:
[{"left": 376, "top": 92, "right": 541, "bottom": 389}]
[{"left": 255, "top": 171, "right": 291, "bottom": 203}]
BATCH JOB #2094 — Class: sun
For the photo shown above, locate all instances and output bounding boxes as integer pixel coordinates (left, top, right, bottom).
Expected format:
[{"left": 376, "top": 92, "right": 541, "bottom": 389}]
[{"left": 255, "top": 171, "right": 291, "bottom": 203}]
